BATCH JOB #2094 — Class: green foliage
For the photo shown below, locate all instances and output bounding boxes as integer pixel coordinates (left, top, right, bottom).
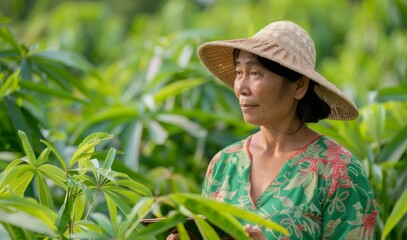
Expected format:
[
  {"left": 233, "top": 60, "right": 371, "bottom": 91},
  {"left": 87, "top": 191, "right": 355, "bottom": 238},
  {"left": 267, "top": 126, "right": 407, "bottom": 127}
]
[
  {"left": 0, "top": 0, "right": 406, "bottom": 239},
  {"left": 0, "top": 131, "right": 286, "bottom": 239}
]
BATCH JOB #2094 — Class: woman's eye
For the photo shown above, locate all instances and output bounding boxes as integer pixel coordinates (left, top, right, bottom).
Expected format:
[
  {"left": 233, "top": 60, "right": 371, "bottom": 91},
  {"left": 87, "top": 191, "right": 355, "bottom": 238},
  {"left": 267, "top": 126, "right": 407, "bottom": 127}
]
[
  {"left": 250, "top": 71, "right": 258, "bottom": 75},
  {"left": 235, "top": 70, "right": 243, "bottom": 75}
]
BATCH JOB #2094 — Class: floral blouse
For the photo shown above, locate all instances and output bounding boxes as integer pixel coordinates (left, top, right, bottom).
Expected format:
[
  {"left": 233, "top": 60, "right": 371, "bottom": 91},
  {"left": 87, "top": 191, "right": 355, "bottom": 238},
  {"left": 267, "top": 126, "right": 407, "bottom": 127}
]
[{"left": 202, "top": 135, "right": 377, "bottom": 239}]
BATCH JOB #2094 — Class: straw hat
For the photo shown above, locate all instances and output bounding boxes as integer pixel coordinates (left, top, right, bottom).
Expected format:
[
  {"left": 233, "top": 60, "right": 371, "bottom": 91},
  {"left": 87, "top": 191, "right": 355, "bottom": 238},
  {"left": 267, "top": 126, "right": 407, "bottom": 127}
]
[{"left": 198, "top": 20, "right": 358, "bottom": 120}]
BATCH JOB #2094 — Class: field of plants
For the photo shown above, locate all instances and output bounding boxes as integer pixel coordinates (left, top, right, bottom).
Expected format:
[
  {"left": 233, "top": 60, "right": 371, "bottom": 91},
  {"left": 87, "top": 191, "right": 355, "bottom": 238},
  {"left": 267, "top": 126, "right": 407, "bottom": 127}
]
[{"left": 0, "top": 0, "right": 406, "bottom": 239}]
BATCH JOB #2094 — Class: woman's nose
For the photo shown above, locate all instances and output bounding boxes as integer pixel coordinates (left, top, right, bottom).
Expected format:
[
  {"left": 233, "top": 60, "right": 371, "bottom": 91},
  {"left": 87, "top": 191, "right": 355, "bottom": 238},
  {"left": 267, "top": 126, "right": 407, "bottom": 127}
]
[{"left": 235, "top": 76, "right": 250, "bottom": 96}]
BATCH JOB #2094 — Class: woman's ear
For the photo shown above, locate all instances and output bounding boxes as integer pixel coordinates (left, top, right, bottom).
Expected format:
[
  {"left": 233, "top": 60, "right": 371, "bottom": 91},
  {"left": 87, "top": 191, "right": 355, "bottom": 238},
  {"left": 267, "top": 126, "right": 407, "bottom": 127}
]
[{"left": 294, "top": 76, "right": 310, "bottom": 100}]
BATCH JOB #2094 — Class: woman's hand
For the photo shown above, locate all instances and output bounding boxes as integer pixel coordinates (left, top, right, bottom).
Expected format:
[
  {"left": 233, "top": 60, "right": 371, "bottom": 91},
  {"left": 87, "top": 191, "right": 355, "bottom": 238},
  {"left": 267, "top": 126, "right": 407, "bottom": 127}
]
[
  {"left": 167, "top": 225, "right": 266, "bottom": 240},
  {"left": 244, "top": 224, "right": 267, "bottom": 240},
  {"left": 166, "top": 233, "right": 180, "bottom": 240}
]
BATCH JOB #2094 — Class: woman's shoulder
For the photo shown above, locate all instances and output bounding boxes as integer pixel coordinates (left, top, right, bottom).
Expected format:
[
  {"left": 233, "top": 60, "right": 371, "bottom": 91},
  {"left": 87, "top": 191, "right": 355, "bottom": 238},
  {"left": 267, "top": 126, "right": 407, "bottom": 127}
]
[
  {"left": 313, "top": 135, "right": 353, "bottom": 157},
  {"left": 209, "top": 136, "right": 251, "bottom": 166},
  {"left": 310, "top": 135, "right": 367, "bottom": 177}
]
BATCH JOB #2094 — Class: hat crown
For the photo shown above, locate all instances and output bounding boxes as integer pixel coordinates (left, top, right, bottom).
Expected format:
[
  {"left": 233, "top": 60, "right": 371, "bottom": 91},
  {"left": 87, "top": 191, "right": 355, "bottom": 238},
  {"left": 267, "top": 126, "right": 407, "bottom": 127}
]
[{"left": 253, "top": 21, "right": 316, "bottom": 68}]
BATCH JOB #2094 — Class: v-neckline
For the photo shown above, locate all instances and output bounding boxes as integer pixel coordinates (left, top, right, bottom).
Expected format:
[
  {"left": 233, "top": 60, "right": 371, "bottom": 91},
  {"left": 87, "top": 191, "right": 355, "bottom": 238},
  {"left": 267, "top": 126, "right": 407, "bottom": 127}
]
[{"left": 244, "top": 134, "right": 323, "bottom": 208}]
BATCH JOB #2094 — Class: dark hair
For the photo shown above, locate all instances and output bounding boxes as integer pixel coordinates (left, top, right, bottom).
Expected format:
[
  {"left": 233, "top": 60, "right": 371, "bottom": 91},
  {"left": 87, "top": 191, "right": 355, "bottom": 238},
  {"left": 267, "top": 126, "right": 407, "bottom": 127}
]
[{"left": 233, "top": 49, "right": 331, "bottom": 123}]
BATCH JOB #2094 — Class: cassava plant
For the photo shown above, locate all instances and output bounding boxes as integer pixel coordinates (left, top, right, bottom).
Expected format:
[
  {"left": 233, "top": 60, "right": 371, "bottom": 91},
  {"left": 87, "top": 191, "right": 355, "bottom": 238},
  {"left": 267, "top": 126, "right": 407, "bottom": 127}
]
[{"left": 0, "top": 131, "right": 287, "bottom": 239}]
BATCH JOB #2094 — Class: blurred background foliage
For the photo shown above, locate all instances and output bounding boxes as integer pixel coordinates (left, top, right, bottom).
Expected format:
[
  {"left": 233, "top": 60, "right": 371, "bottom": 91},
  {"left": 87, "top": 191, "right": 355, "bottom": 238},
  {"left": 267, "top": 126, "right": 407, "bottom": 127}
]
[{"left": 0, "top": 0, "right": 406, "bottom": 239}]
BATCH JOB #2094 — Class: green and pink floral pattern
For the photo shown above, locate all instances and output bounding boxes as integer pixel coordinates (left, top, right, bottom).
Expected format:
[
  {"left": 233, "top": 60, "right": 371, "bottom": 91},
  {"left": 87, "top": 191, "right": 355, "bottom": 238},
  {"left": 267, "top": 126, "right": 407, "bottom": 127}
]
[{"left": 202, "top": 135, "right": 377, "bottom": 239}]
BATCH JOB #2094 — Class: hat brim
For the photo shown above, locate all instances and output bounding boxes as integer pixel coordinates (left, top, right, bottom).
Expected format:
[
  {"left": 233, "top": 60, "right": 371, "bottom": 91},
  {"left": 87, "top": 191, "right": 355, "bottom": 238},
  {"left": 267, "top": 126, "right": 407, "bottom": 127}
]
[{"left": 198, "top": 39, "right": 359, "bottom": 120}]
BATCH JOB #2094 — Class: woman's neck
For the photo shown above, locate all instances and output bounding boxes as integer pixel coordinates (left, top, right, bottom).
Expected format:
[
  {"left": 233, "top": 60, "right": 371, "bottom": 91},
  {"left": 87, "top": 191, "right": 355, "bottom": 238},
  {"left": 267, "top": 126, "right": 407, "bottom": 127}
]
[{"left": 253, "top": 124, "right": 318, "bottom": 155}]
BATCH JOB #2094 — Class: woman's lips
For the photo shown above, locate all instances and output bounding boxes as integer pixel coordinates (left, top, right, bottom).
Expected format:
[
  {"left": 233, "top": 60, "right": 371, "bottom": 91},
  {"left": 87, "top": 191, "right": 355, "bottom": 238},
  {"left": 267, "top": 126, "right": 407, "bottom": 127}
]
[{"left": 240, "top": 104, "right": 257, "bottom": 111}]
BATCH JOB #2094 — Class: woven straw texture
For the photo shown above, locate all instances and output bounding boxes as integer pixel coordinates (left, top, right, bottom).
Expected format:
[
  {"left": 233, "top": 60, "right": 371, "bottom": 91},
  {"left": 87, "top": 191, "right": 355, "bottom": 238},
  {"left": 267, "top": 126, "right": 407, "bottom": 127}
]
[{"left": 198, "top": 21, "right": 358, "bottom": 120}]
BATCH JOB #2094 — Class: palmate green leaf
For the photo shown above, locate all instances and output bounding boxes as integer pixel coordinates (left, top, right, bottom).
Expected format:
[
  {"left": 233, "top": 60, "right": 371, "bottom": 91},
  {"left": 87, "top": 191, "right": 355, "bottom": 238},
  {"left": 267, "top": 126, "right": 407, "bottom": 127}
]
[
  {"left": 114, "top": 179, "right": 153, "bottom": 196},
  {"left": 134, "top": 213, "right": 186, "bottom": 238},
  {"left": 40, "top": 139, "right": 67, "bottom": 169},
  {"left": 70, "top": 132, "right": 112, "bottom": 170},
  {"left": 381, "top": 188, "right": 407, "bottom": 240},
  {"left": 169, "top": 193, "right": 288, "bottom": 237},
  {"left": 68, "top": 219, "right": 101, "bottom": 237},
  {"left": 94, "top": 167, "right": 119, "bottom": 185},
  {"left": 17, "top": 130, "right": 36, "bottom": 165},
  {"left": 90, "top": 213, "right": 115, "bottom": 237},
  {"left": 103, "top": 190, "right": 132, "bottom": 215},
  {"left": 103, "top": 187, "right": 143, "bottom": 204},
  {"left": 0, "top": 196, "right": 56, "bottom": 236},
  {"left": 0, "top": 164, "right": 35, "bottom": 196},
  {"left": 38, "top": 164, "right": 67, "bottom": 190},
  {"left": 153, "top": 78, "right": 207, "bottom": 103},
  {"left": 123, "top": 197, "right": 155, "bottom": 237},
  {"left": 178, "top": 198, "right": 250, "bottom": 240},
  {"left": 105, "top": 193, "right": 118, "bottom": 230},
  {"left": 35, "top": 171, "right": 54, "bottom": 209},
  {"left": 56, "top": 197, "right": 70, "bottom": 233},
  {"left": 377, "top": 123, "right": 407, "bottom": 163},
  {"left": 2, "top": 158, "right": 24, "bottom": 172},
  {"left": 72, "top": 191, "right": 87, "bottom": 223},
  {"left": 36, "top": 147, "right": 51, "bottom": 166}
]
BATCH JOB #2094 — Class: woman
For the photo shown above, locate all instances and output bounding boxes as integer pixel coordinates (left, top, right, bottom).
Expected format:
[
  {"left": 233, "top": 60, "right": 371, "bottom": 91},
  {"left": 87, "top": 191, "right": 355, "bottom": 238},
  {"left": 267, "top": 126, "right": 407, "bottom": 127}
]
[{"left": 170, "top": 21, "right": 377, "bottom": 239}]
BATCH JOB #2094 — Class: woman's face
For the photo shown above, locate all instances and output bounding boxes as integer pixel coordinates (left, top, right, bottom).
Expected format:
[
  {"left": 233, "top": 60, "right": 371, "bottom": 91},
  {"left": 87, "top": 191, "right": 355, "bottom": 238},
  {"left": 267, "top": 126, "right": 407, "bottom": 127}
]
[{"left": 234, "top": 51, "right": 299, "bottom": 127}]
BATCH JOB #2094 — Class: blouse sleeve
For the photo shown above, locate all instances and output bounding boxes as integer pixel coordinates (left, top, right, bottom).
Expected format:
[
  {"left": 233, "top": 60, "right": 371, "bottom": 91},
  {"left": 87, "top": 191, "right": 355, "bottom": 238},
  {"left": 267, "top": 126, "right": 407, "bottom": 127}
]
[
  {"left": 322, "top": 154, "right": 377, "bottom": 240},
  {"left": 201, "top": 151, "right": 220, "bottom": 198}
]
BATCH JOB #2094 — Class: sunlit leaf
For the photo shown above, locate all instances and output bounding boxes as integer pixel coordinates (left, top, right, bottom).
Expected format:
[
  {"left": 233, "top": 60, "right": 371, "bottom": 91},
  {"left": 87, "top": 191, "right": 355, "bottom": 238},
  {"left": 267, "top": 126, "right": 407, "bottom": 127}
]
[
  {"left": 38, "top": 164, "right": 67, "bottom": 190},
  {"left": 70, "top": 132, "right": 112, "bottom": 171},
  {"left": 0, "top": 164, "right": 35, "bottom": 196},
  {"left": 40, "top": 139, "right": 67, "bottom": 169},
  {"left": 134, "top": 213, "right": 186, "bottom": 238},
  {"left": 35, "top": 171, "right": 54, "bottom": 209},
  {"left": 17, "top": 130, "right": 36, "bottom": 165},
  {"left": 36, "top": 147, "right": 51, "bottom": 166},
  {"left": 102, "top": 147, "right": 116, "bottom": 170},
  {"left": 381, "top": 188, "right": 407, "bottom": 240},
  {"left": 103, "top": 190, "right": 132, "bottom": 215},
  {"left": 123, "top": 197, "right": 155, "bottom": 236},
  {"left": 193, "top": 214, "right": 221, "bottom": 240},
  {"left": 169, "top": 193, "right": 288, "bottom": 237},
  {"left": 0, "top": 196, "right": 56, "bottom": 236},
  {"left": 105, "top": 193, "right": 118, "bottom": 230},
  {"left": 73, "top": 192, "right": 86, "bottom": 223}
]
